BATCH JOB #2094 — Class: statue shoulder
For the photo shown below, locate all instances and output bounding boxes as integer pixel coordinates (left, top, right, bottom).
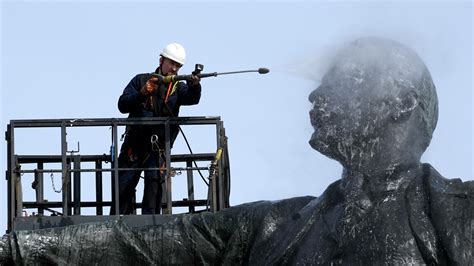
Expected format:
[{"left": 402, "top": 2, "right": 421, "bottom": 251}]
[
  {"left": 424, "top": 163, "right": 473, "bottom": 194},
  {"left": 423, "top": 163, "right": 473, "bottom": 265}
]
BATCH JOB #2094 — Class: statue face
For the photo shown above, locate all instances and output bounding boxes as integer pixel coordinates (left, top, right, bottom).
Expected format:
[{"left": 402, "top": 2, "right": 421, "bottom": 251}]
[
  {"left": 308, "top": 65, "right": 392, "bottom": 164},
  {"left": 308, "top": 37, "right": 438, "bottom": 170}
]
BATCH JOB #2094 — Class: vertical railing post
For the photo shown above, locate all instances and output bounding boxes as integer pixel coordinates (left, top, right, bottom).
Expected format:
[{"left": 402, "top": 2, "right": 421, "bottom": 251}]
[
  {"left": 73, "top": 155, "right": 81, "bottom": 215},
  {"left": 35, "top": 162, "right": 44, "bottom": 215},
  {"left": 61, "top": 122, "right": 69, "bottom": 216},
  {"left": 209, "top": 121, "right": 219, "bottom": 212},
  {"left": 95, "top": 159, "right": 103, "bottom": 215},
  {"left": 67, "top": 161, "right": 72, "bottom": 215},
  {"left": 222, "top": 128, "right": 231, "bottom": 208},
  {"left": 111, "top": 121, "right": 119, "bottom": 215},
  {"left": 186, "top": 159, "right": 195, "bottom": 213},
  {"left": 14, "top": 156, "right": 23, "bottom": 219},
  {"left": 217, "top": 121, "right": 225, "bottom": 211},
  {"left": 209, "top": 171, "right": 217, "bottom": 212},
  {"left": 6, "top": 123, "right": 14, "bottom": 232},
  {"left": 163, "top": 121, "right": 172, "bottom": 214}
]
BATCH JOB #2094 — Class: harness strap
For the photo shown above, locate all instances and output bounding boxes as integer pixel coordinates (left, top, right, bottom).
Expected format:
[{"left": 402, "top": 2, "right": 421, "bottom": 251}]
[
  {"left": 164, "top": 81, "right": 179, "bottom": 103},
  {"left": 165, "top": 82, "right": 173, "bottom": 103}
]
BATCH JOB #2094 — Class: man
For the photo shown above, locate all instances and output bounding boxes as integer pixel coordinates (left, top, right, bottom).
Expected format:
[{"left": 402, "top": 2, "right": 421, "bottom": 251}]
[
  {"left": 2, "top": 38, "right": 471, "bottom": 264},
  {"left": 116, "top": 42, "right": 201, "bottom": 215}
]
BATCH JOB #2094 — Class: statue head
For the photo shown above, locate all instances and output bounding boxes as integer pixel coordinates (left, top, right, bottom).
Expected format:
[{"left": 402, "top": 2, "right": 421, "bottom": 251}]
[{"left": 308, "top": 37, "right": 438, "bottom": 173}]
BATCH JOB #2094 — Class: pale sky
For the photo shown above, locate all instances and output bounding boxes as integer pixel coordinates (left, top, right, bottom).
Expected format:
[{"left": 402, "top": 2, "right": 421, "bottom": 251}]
[{"left": 1, "top": 1, "right": 472, "bottom": 233}]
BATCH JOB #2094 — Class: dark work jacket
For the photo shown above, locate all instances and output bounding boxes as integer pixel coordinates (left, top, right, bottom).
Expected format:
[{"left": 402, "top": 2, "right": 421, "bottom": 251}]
[{"left": 118, "top": 71, "right": 201, "bottom": 156}]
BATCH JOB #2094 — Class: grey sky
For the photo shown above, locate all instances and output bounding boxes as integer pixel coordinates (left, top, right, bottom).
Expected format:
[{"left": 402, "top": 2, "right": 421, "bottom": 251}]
[{"left": 1, "top": 1, "right": 472, "bottom": 233}]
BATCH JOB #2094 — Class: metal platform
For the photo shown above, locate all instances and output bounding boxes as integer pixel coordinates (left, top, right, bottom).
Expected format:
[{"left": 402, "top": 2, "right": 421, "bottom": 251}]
[
  {"left": 13, "top": 214, "right": 178, "bottom": 231},
  {"left": 5, "top": 117, "right": 231, "bottom": 233}
]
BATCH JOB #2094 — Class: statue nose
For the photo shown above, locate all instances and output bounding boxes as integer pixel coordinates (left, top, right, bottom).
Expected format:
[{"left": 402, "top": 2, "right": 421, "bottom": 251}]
[
  {"left": 309, "top": 84, "right": 329, "bottom": 103},
  {"left": 308, "top": 89, "right": 318, "bottom": 103}
]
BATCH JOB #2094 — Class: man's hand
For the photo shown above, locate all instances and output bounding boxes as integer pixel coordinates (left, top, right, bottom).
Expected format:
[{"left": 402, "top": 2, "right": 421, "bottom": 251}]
[
  {"left": 189, "top": 75, "right": 201, "bottom": 86},
  {"left": 140, "top": 76, "right": 159, "bottom": 96}
]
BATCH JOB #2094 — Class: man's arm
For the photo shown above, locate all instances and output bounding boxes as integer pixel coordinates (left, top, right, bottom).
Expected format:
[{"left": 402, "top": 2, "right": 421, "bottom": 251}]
[
  {"left": 118, "top": 74, "right": 158, "bottom": 113},
  {"left": 177, "top": 79, "right": 202, "bottom": 106}
]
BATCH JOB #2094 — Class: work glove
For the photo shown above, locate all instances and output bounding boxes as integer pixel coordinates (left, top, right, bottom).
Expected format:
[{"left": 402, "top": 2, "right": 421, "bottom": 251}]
[
  {"left": 188, "top": 75, "right": 201, "bottom": 86},
  {"left": 140, "top": 76, "right": 159, "bottom": 96}
]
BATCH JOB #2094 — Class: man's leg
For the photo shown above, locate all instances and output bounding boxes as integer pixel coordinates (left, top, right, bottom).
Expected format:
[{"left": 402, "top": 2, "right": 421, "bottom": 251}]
[
  {"left": 142, "top": 154, "right": 163, "bottom": 214},
  {"left": 117, "top": 155, "right": 141, "bottom": 215}
]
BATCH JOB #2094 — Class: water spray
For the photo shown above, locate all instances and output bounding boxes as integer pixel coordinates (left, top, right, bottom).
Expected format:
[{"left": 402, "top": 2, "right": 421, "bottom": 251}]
[{"left": 151, "top": 64, "right": 270, "bottom": 83}]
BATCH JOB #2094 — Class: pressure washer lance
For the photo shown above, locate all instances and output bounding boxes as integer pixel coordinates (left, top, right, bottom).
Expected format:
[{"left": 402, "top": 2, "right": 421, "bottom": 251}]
[{"left": 151, "top": 67, "right": 270, "bottom": 83}]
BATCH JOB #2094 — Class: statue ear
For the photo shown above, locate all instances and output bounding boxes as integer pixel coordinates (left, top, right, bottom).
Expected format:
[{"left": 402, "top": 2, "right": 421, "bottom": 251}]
[{"left": 391, "top": 91, "right": 419, "bottom": 122}]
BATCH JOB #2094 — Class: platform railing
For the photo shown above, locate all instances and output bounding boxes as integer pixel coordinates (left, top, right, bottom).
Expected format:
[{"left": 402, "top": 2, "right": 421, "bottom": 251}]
[{"left": 5, "top": 117, "right": 231, "bottom": 232}]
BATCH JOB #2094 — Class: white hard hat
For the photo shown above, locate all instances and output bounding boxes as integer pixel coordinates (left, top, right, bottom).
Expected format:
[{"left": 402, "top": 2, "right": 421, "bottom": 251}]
[{"left": 160, "top": 43, "right": 186, "bottom": 65}]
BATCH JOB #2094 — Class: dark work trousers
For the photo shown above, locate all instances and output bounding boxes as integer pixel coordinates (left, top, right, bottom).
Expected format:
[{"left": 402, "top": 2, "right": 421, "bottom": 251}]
[{"left": 116, "top": 151, "right": 163, "bottom": 215}]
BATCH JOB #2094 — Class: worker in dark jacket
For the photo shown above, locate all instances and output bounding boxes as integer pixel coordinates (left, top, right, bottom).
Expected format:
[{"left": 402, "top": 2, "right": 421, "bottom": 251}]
[{"left": 116, "top": 43, "right": 201, "bottom": 215}]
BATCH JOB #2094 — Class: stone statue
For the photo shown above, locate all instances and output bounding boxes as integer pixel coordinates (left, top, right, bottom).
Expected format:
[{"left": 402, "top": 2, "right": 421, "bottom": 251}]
[{"left": 1, "top": 37, "right": 472, "bottom": 265}]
